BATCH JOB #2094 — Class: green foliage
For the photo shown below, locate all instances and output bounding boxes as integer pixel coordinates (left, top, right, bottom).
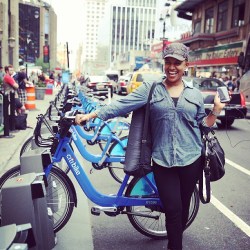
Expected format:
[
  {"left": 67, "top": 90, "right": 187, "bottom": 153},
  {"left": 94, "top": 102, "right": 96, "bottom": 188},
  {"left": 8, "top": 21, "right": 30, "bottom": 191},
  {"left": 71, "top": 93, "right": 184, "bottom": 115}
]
[
  {"left": 35, "top": 57, "right": 50, "bottom": 72},
  {"left": 36, "top": 80, "right": 46, "bottom": 88}
]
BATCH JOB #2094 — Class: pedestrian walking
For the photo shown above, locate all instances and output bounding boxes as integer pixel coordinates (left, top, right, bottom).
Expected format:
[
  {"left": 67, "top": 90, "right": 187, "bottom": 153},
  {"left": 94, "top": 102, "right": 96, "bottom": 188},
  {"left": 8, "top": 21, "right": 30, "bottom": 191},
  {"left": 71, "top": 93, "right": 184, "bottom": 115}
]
[
  {"left": 75, "top": 43, "right": 227, "bottom": 250},
  {"left": 2, "top": 65, "right": 26, "bottom": 114},
  {"left": 29, "top": 70, "right": 38, "bottom": 84},
  {"left": 56, "top": 73, "right": 62, "bottom": 88},
  {"left": 38, "top": 71, "right": 46, "bottom": 82},
  {"left": 15, "top": 65, "right": 33, "bottom": 106}
]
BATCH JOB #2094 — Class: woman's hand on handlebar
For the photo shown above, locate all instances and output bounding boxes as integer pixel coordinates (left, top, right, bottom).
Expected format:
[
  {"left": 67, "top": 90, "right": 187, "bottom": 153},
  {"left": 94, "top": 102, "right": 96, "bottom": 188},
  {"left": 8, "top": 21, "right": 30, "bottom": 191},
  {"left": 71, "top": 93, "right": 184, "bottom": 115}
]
[{"left": 75, "top": 112, "right": 97, "bottom": 125}]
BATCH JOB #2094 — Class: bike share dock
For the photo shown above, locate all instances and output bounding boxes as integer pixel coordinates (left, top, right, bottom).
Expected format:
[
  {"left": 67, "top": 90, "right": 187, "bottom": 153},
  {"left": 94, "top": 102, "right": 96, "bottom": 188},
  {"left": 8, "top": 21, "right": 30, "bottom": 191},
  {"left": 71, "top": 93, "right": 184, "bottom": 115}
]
[{"left": 0, "top": 88, "right": 93, "bottom": 249}]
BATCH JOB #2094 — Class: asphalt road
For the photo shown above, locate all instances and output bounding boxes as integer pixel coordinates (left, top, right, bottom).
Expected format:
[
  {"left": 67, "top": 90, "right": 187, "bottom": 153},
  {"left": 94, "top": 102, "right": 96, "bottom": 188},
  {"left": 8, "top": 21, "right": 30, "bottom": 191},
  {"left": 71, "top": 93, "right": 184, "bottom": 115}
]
[{"left": 86, "top": 94, "right": 250, "bottom": 250}]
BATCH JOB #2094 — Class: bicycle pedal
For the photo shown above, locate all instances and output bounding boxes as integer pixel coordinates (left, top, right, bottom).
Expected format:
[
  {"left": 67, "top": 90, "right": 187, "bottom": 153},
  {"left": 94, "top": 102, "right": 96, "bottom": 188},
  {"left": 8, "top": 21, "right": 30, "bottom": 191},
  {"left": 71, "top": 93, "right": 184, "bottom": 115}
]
[{"left": 91, "top": 206, "right": 117, "bottom": 216}]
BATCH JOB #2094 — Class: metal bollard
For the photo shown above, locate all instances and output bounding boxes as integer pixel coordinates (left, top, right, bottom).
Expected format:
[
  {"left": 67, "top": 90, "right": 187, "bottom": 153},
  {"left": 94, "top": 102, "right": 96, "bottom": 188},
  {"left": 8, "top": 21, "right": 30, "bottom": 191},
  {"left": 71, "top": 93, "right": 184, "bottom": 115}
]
[
  {"left": 0, "top": 92, "right": 3, "bottom": 126},
  {"left": 1, "top": 172, "right": 55, "bottom": 250},
  {"left": 108, "top": 87, "right": 111, "bottom": 104},
  {"left": 0, "top": 92, "right": 14, "bottom": 138},
  {"left": 9, "top": 91, "right": 16, "bottom": 131}
]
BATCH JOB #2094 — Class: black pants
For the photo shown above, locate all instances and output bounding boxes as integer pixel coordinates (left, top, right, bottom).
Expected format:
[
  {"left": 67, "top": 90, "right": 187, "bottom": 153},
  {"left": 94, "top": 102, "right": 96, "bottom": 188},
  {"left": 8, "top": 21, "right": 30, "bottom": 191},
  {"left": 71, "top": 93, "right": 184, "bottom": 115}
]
[{"left": 153, "top": 157, "right": 202, "bottom": 250}]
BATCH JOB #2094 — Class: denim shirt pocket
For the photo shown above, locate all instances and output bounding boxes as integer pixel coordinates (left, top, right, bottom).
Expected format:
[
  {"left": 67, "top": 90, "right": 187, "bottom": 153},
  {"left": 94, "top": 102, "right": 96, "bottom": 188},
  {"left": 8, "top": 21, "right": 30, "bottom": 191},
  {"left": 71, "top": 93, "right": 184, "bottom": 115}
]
[
  {"left": 182, "top": 95, "right": 202, "bottom": 128},
  {"left": 150, "top": 95, "right": 165, "bottom": 104}
]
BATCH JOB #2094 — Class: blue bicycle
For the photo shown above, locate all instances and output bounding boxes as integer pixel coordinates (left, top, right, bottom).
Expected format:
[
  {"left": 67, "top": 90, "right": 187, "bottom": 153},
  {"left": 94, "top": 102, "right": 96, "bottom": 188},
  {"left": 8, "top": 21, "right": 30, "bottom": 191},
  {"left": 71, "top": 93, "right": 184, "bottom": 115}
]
[{"left": 0, "top": 111, "right": 200, "bottom": 238}]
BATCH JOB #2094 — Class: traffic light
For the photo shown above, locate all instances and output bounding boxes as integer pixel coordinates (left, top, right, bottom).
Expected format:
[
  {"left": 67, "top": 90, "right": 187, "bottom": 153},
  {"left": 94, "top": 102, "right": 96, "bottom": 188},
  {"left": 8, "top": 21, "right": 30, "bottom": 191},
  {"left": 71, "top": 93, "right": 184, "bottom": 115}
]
[{"left": 43, "top": 45, "right": 50, "bottom": 63}]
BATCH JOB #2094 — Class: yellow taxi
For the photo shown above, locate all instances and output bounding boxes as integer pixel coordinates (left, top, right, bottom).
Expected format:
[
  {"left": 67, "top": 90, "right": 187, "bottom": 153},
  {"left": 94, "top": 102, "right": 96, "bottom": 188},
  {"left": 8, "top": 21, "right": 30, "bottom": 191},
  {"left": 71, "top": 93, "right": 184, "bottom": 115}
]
[{"left": 127, "top": 71, "right": 163, "bottom": 94}]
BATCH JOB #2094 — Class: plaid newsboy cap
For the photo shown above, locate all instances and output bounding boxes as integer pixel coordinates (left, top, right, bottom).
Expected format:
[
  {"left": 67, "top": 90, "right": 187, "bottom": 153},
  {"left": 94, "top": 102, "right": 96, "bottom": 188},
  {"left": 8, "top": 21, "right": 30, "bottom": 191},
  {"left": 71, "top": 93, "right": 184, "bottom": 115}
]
[{"left": 163, "top": 43, "right": 189, "bottom": 61}]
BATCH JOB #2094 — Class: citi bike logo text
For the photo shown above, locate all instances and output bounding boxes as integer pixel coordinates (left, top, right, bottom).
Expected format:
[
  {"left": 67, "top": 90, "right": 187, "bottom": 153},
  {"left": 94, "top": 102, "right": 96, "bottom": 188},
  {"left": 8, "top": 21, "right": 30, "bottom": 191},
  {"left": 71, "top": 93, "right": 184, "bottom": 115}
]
[{"left": 66, "top": 154, "right": 80, "bottom": 175}]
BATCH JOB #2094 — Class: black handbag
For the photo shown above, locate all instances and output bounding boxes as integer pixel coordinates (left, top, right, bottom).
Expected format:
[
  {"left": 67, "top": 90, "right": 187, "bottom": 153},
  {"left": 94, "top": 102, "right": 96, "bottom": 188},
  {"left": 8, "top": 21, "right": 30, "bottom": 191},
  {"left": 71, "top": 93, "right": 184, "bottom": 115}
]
[
  {"left": 199, "top": 129, "right": 225, "bottom": 204},
  {"left": 124, "top": 82, "right": 157, "bottom": 177},
  {"left": 15, "top": 113, "right": 27, "bottom": 130}
]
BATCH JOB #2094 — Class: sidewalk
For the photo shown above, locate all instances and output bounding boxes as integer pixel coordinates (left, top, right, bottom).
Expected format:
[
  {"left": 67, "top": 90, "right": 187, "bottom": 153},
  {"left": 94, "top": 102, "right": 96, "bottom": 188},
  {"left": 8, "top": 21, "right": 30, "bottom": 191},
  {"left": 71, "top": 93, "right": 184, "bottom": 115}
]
[{"left": 0, "top": 91, "right": 55, "bottom": 175}]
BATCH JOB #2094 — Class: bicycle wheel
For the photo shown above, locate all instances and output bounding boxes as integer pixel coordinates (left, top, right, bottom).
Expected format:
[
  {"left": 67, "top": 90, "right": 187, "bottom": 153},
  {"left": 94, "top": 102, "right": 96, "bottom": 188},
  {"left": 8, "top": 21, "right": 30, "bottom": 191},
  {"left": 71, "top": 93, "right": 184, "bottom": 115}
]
[
  {"left": 125, "top": 172, "right": 200, "bottom": 239},
  {"left": 20, "top": 137, "right": 70, "bottom": 174},
  {"left": 45, "top": 167, "right": 75, "bottom": 232},
  {"left": 0, "top": 165, "right": 75, "bottom": 233},
  {"left": 20, "top": 136, "right": 33, "bottom": 157},
  {"left": 98, "top": 120, "right": 130, "bottom": 151},
  {"left": 108, "top": 136, "right": 128, "bottom": 184}
]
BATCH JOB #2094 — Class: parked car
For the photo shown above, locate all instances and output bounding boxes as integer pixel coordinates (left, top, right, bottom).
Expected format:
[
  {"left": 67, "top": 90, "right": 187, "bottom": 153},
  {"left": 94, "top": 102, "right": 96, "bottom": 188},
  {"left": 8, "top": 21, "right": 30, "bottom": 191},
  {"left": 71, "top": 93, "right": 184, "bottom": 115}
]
[
  {"left": 182, "top": 76, "right": 247, "bottom": 127},
  {"left": 117, "top": 73, "right": 132, "bottom": 95},
  {"left": 85, "top": 75, "right": 113, "bottom": 96},
  {"left": 105, "top": 70, "right": 119, "bottom": 93},
  {"left": 127, "top": 71, "right": 163, "bottom": 94}
]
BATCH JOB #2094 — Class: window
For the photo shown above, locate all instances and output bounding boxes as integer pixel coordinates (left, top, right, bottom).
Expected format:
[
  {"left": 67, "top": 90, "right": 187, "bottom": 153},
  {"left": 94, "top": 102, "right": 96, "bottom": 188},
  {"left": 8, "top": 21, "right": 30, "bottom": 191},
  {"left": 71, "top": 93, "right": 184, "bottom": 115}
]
[
  {"left": 232, "top": 0, "right": 245, "bottom": 27},
  {"left": 193, "top": 20, "right": 201, "bottom": 34},
  {"left": 217, "top": 1, "right": 228, "bottom": 32},
  {"left": 205, "top": 7, "right": 214, "bottom": 33}
]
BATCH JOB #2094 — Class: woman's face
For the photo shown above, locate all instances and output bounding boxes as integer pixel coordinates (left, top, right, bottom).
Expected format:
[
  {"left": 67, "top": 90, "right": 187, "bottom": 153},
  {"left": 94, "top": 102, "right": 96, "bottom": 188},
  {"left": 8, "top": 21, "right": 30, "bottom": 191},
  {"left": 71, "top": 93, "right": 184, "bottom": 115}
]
[{"left": 164, "top": 57, "right": 189, "bottom": 84}]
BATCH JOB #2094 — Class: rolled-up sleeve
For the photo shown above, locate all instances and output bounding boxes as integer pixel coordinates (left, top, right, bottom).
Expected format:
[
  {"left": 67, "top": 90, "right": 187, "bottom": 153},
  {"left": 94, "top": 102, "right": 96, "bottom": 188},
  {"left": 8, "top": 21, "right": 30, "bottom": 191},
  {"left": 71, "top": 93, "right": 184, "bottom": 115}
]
[{"left": 95, "top": 82, "right": 152, "bottom": 120}]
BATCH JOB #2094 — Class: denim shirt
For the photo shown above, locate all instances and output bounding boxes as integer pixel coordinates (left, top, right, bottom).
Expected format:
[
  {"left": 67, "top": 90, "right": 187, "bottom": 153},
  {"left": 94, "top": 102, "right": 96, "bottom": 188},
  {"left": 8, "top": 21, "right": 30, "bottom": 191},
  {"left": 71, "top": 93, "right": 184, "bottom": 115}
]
[{"left": 96, "top": 81, "right": 207, "bottom": 167}]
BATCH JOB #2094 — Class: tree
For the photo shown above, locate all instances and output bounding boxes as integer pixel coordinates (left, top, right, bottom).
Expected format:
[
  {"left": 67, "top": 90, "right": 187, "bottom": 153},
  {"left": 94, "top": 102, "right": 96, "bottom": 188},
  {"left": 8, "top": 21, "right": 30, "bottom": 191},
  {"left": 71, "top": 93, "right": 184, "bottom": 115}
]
[{"left": 35, "top": 57, "right": 50, "bottom": 73}]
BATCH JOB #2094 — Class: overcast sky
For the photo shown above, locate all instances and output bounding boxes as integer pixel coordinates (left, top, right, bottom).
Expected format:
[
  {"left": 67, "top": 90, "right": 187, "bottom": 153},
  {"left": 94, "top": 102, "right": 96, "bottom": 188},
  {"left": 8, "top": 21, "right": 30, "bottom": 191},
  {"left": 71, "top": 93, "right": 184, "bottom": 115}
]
[
  {"left": 49, "top": 0, "right": 85, "bottom": 70},
  {"left": 50, "top": 0, "right": 85, "bottom": 48}
]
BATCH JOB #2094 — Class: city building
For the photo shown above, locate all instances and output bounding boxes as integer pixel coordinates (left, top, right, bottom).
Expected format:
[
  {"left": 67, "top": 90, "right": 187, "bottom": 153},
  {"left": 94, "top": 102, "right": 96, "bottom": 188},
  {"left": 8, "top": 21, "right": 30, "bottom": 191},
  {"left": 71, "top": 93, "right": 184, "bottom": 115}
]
[
  {"left": 108, "top": 0, "right": 158, "bottom": 74},
  {"left": 0, "top": 0, "right": 57, "bottom": 72},
  {"left": 81, "top": 0, "right": 108, "bottom": 75},
  {"left": 80, "top": 0, "right": 190, "bottom": 75},
  {"left": 175, "top": 0, "right": 250, "bottom": 78}
]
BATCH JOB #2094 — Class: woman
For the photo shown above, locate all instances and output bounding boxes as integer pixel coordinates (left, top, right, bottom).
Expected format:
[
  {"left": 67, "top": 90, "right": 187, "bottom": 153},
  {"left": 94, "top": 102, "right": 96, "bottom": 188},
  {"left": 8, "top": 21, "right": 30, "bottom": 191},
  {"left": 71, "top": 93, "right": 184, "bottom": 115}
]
[{"left": 75, "top": 43, "right": 226, "bottom": 249}]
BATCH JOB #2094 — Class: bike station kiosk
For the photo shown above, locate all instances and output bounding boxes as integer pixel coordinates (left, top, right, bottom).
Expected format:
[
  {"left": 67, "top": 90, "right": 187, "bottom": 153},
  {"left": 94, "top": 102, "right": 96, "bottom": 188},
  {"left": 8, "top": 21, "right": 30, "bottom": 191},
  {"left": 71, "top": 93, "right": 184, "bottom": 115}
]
[{"left": 1, "top": 149, "right": 55, "bottom": 250}]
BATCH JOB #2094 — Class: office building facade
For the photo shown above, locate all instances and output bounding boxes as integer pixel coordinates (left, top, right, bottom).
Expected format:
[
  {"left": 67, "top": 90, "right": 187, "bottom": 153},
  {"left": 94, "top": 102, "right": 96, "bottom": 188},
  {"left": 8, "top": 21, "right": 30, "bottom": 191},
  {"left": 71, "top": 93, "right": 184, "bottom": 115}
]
[
  {"left": 0, "top": 0, "right": 57, "bottom": 71},
  {"left": 175, "top": 0, "right": 250, "bottom": 77}
]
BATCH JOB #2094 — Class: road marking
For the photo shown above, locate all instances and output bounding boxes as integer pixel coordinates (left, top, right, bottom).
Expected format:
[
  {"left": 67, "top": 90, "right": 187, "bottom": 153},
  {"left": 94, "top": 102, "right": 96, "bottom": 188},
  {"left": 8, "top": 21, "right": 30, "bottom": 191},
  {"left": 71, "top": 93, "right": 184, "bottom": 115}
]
[
  {"left": 211, "top": 195, "right": 250, "bottom": 237},
  {"left": 225, "top": 158, "right": 250, "bottom": 176}
]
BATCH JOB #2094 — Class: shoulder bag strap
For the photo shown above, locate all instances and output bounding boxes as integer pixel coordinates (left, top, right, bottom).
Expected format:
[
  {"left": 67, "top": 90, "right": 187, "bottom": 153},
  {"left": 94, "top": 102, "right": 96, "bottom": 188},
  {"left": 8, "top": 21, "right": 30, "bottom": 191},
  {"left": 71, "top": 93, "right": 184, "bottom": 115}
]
[
  {"left": 198, "top": 134, "right": 211, "bottom": 204},
  {"left": 140, "top": 82, "right": 157, "bottom": 162}
]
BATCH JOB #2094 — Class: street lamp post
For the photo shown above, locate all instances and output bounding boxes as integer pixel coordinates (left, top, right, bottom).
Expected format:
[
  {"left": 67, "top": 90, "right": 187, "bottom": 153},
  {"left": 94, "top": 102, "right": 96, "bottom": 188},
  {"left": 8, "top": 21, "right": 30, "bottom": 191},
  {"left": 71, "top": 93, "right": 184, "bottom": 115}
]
[
  {"left": 159, "top": 16, "right": 167, "bottom": 40},
  {"left": 159, "top": 2, "right": 171, "bottom": 43},
  {"left": 8, "top": 37, "right": 15, "bottom": 65},
  {"left": 24, "top": 8, "right": 40, "bottom": 74},
  {"left": 0, "top": 29, "right": 3, "bottom": 66},
  {"left": 159, "top": 2, "right": 172, "bottom": 72}
]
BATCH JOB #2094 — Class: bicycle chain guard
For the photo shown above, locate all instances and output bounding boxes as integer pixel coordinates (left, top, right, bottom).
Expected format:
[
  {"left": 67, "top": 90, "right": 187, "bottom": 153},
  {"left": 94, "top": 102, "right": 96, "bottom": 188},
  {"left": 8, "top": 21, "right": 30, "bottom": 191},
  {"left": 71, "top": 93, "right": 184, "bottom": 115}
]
[
  {"left": 87, "top": 140, "right": 96, "bottom": 145},
  {"left": 92, "top": 162, "right": 110, "bottom": 170}
]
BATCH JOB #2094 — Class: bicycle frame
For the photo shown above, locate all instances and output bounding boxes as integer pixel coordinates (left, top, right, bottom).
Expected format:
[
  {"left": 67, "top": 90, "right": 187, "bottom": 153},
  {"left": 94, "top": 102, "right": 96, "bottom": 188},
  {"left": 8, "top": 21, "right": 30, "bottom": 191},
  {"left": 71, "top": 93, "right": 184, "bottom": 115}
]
[
  {"left": 45, "top": 128, "right": 160, "bottom": 207},
  {"left": 75, "top": 119, "right": 129, "bottom": 143},
  {"left": 70, "top": 125, "right": 126, "bottom": 164}
]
